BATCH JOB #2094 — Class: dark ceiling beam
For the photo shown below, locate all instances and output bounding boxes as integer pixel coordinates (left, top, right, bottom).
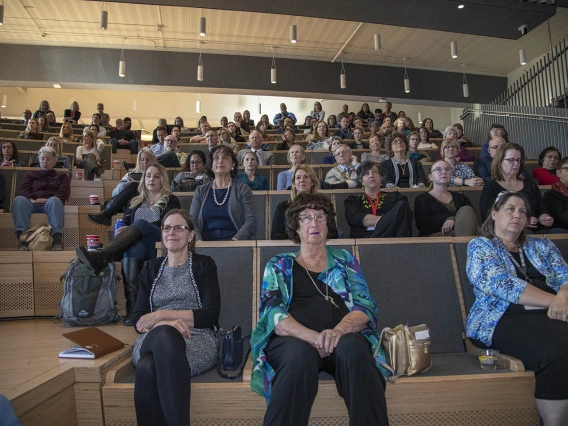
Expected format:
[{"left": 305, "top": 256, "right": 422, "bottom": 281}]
[{"left": 97, "top": 0, "right": 556, "bottom": 39}]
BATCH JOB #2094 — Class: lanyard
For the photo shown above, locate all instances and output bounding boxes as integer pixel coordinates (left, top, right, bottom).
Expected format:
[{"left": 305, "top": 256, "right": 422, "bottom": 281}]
[
  {"left": 506, "top": 249, "right": 532, "bottom": 283},
  {"left": 365, "top": 193, "right": 382, "bottom": 216}
]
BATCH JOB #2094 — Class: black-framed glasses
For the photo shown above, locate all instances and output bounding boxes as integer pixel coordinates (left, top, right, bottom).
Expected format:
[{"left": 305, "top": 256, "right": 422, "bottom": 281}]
[
  {"left": 161, "top": 225, "right": 190, "bottom": 233},
  {"left": 431, "top": 167, "right": 451, "bottom": 174},
  {"left": 189, "top": 160, "right": 203, "bottom": 165},
  {"left": 503, "top": 158, "right": 522, "bottom": 164}
]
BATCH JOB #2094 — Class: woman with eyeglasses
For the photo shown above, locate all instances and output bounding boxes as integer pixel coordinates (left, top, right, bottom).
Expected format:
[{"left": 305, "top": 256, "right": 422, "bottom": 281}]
[
  {"left": 172, "top": 150, "right": 211, "bottom": 192},
  {"left": 466, "top": 191, "right": 568, "bottom": 425},
  {"left": 251, "top": 193, "right": 389, "bottom": 426},
  {"left": 190, "top": 145, "right": 257, "bottom": 241},
  {"left": 131, "top": 209, "right": 220, "bottom": 426},
  {"left": 479, "top": 143, "right": 565, "bottom": 234},
  {"left": 440, "top": 139, "right": 483, "bottom": 187},
  {"left": 414, "top": 160, "right": 478, "bottom": 237},
  {"left": 77, "top": 164, "right": 181, "bottom": 325},
  {"left": 533, "top": 146, "right": 561, "bottom": 185},
  {"left": 344, "top": 161, "right": 412, "bottom": 238},
  {"left": 310, "top": 101, "right": 326, "bottom": 122},
  {"left": 382, "top": 132, "right": 427, "bottom": 188},
  {"left": 327, "top": 114, "right": 338, "bottom": 129}
]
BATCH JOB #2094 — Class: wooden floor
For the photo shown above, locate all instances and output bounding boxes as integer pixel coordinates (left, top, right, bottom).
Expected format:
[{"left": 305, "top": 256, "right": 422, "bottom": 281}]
[{"left": 0, "top": 319, "right": 138, "bottom": 425}]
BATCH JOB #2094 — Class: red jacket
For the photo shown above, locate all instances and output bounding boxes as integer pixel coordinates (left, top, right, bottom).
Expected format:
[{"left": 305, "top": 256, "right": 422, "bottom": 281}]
[
  {"left": 533, "top": 168, "right": 559, "bottom": 185},
  {"left": 19, "top": 169, "right": 71, "bottom": 203}
]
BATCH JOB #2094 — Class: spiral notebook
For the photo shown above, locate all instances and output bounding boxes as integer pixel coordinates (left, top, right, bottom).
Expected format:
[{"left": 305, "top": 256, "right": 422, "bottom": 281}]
[{"left": 59, "top": 327, "right": 125, "bottom": 359}]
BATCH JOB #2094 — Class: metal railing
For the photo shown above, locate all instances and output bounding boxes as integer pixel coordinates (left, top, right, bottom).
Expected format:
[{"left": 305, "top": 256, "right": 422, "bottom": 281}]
[
  {"left": 461, "top": 104, "right": 568, "bottom": 159},
  {"left": 492, "top": 35, "right": 568, "bottom": 108}
]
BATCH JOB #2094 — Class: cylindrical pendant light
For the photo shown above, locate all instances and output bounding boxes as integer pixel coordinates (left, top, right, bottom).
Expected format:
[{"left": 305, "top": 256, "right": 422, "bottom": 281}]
[
  {"left": 418, "top": 112, "right": 422, "bottom": 123},
  {"left": 374, "top": 33, "right": 381, "bottom": 51},
  {"left": 462, "top": 64, "right": 469, "bottom": 98},
  {"left": 196, "top": 95, "right": 201, "bottom": 113},
  {"left": 270, "top": 47, "right": 277, "bottom": 84},
  {"left": 199, "top": 15, "right": 206, "bottom": 37},
  {"left": 258, "top": 102, "right": 262, "bottom": 114},
  {"left": 133, "top": 98, "right": 138, "bottom": 111},
  {"left": 119, "top": 39, "right": 126, "bottom": 77},
  {"left": 290, "top": 24, "right": 297, "bottom": 43},
  {"left": 451, "top": 41, "right": 458, "bottom": 59},
  {"left": 403, "top": 57, "right": 410, "bottom": 93},
  {"left": 100, "top": 10, "right": 108, "bottom": 30},
  {"left": 0, "top": 4, "right": 5, "bottom": 26},
  {"left": 519, "top": 48, "right": 527, "bottom": 65},
  {"left": 1, "top": 94, "right": 7, "bottom": 108},
  {"left": 197, "top": 52, "right": 204, "bottom": 81},
  {"left": 340, "top": 59, "right": 346, "bottom": 89}
]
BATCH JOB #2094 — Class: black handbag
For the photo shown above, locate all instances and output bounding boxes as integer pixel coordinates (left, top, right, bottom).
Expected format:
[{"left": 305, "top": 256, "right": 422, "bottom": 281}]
[{"left": 216, "top": 326, "right": 251, "bottom": 380}]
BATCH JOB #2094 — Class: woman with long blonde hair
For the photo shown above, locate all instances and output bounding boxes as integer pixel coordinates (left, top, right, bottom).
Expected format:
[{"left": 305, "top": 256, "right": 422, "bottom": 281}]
[{"left": 77, "top": 163, "right": 181, "bottom": 325}]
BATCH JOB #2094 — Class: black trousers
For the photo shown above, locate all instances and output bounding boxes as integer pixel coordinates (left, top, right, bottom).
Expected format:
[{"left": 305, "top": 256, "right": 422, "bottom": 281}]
[
  {"left": 371, "top": 199, "right": 412, "bottom": 238},
  {"left": 111, "top": 138, "right": 138, "bottom": 154},
  {"left": 264, "top": 333, "right": 389, "bottom": 426},
  {"left": 134, "top": 325, "right": 191, "bottom": 426},
  {"left": 105, "top": 181, "right": 139, "bottom": 215},
  {"left": 157, "top": 152, "right": 181, "bottom": 168},
  {"left": 490, "top": 311, "right": 568, "bottom": 400}
]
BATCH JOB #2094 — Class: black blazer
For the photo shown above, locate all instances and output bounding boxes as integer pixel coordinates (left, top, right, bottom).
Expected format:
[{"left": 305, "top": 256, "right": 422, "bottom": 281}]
[
  {"left": 414, "top": 191, "right": 473, "bottom": 236},
  {"left": 63, "top": 109, "right": 81, "bottom": 122},
  {"left": 543, "top": 190, "right": 568, "bottom": 230},
  {"left": 123, "top": 195, "right": 181, "bottom": 227},
  {"left": 132, "top": 254, "right": 221, "bottom": 333}
]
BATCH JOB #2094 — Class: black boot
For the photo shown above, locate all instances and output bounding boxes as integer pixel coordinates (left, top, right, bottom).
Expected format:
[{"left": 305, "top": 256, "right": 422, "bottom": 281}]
[
  {"left": 122, "top": 257, "right": 145, "bottom": 326},
  {"left": 121, "top": 161, "right": 135, "bottom": 172},
  {"left": 76, "top": 225, "right": 143, "bottom": 275},
  {"left": 52, "top": 232, "right": 63, "bottom": 251},
  {"left": 87, "top": 212, "right": 112, "bottom": 226},
  {"left": 86, "top": 181, "right": 139, "bottom": 227}
]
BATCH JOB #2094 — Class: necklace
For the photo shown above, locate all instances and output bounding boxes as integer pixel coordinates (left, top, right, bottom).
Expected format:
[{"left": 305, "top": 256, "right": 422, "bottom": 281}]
[
  {"left": 398, "top": 161, "right": 407, "bottom": 175},
  {"left": 212, "top": 179, "right": 231, "bottom": 206},
  {"left": 298, "top": 253, "right": 339, "bottom": 309}
]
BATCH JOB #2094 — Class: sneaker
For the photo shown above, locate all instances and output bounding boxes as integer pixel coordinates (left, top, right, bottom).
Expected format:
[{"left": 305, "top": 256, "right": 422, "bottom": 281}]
[
  {"left": 87, "top": 213, "right": 112, "bottom": 227},
  {"left": 52, "top": 241, "right": 63, "bottom": 251},
  {"left": 18, "top": 241, "right": 29, "bottom": 251}
]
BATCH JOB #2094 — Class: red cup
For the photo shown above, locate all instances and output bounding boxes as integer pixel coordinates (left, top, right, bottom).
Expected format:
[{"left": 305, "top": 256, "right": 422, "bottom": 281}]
[
  {"left": 113, "top": 160, "right": 120, "bottom": 166},
  {"left": 75, "top": 171, "right": 83, "bottom": 180},
  {"left": 89, "top": 195, "right": 100, "bottom": 205},
  {"left": 86, "top": 235, "right": 100, "bottom": 251}
]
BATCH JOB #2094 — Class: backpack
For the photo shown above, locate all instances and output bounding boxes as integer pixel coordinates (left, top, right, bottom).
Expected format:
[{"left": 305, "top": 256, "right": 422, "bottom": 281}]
[
  {"left": 59, "top": 258, "right": 119, "bottom": 327},
  {"left": 20, "top": 223, "right": 53, "bottom": 251}
]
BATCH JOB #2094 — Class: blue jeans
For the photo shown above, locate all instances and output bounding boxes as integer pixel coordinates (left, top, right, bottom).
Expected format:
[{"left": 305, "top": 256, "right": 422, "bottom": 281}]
[
  {"left": 12, "top": 196, "right": 64, "bottom": 235},
  {"left": 111, "top": 138, "right": 138, "bottom": 154},
  {"left": 0, "top": 394, "right": 20, "bottom": 426},
  {"left": 124, "top": 219, "right": 161, "bottom": 261}
]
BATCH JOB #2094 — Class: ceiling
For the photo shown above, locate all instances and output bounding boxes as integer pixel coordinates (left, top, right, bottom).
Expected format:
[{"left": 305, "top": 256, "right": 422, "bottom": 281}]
[{"left": 0, "top": 0, "right": 567, "bottom": 80}]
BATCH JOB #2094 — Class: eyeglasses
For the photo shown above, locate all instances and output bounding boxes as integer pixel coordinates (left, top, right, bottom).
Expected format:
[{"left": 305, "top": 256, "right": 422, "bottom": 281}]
[
  {"left": 489, "top": 145, "right": 503, "bottom": 150},
  {"left": 431, "top": 167, "right": 452, "bottom": 174},
  {"left": 189, "top": 160, "right": 203, "bottom": 165},
  {"left": 298, "top": 214, "right": 327, "bottom": 224},
  {"left": 545, "top": 155, "right": 560, "bottom": 160},
  {"left": 503, "top": 158, "right": 522, "bottom": 164},
  {"left": 161, "top": 225, "right": 190, "bottom": 233}
]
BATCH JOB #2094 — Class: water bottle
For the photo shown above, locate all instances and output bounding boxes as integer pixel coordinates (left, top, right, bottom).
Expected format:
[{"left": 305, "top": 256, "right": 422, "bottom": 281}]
[{"left": 114, "top": 219, "right": 125, "bottom": 236}]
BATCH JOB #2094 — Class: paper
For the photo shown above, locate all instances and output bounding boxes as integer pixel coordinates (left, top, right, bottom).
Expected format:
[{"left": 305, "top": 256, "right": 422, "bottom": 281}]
[{"left": 415, "top": 330, "right": 430, "bottom": 340}]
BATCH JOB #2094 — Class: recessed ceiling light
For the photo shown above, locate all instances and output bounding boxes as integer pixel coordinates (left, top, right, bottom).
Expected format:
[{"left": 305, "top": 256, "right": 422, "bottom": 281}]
[
  {"left": 458, "top": 4, "right": 465, "bottom": 9},
  {"left": 53, "top": 84, "right": 62, "bottom": 89}
]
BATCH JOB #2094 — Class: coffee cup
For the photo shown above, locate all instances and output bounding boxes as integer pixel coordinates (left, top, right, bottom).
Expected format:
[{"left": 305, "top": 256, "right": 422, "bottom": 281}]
[
  {"left": 75, "top": 171, "right": 83, "bottom": 180},
  {"left": 89, "top": 195, "right": 100, "bottom": 205},
  {"left": 86, "top": 235, "right": 100, "bottom": 251}
]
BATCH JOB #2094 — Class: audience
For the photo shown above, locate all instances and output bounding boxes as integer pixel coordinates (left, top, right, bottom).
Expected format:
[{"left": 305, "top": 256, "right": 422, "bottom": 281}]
[
  {"left": 417, "top": 126, "right": 436, "bottom": 148},
  {"left": 306, "top": 121, "right": 332, "bottom": 150},
  {"left": 408, "top": 131, "right": 430, "bottom": 162},
  {"left": 357, "top": 102, "right": 374, "bottom": 123},
  {"left": 111, "top": 117, "right": 138, "bottom": 154},
  {"left": 228, "top": 122, "right": 245, "bottom": 142},
  {"left": 361, "top": 135, "right": 389, "bottom": 164},
  {"left": 276, "top": 126, "right": 296, "bottom": 151},
  {"left": 33, "top": 100, "right": 53, "bottom": 120},
  {"left": 58, "top": 122, "right": 77, "bottom": 144},
  {"left": 277, "top": 145, "right": 306, "bottom": 190},
  {"left": 12, "top": 146, "right": 70, "bottom": 250},
  {"left": 76, "top": 130, "right": 105, "bottom": 180},
  {"left": 344, "top": 161, "right": 412, "bottom": 238},
  {"left": 382, "top": 102, "right": 397, "bottom": 124},
  {"left": 172, "top": 150, "right": 211, "bottom": 192},
  {"left": 63, "top": 101, "right": 81, "bottom": 124},
  {"left": 233, "top": 112, "right": 250, "bottom": 136},
  {"left": 43, "top": 137, "right": 72, "bottom": 177},
  {"left": 351, "top": 126, "right": 368, "bottom": 149},
  {"left": 237, "top": 150, "right": 269, "bottom": 190},
  {"left": 273, "top": 103, "right": 297, "bottom": 126},
  {"left": 440, "top": 139, "right": 483, "bottom": 187},
  {"left": 18, "top": 119, "right": 42, "bottom": 139},
  {"left": 474, "top": 136, "right": 506, "bottom": 183},
  {"left": 242, "top": 110, "right": 255, "bottom": 128},
  {"left": 150, "top": 128, "right": 168, "bottom": 156},
  {"left": 422, "top": 118, "right": 443, "bottom": 138},
  {"left": 152, "top": 119, "right": 171, "bottom": 144},
  {"left": 325, "top": 144, "right": 360, "bottom": 188},
  {"left": 327, "top": 114, "right": 338, "bottom": 129},
  {"left": 533, "top": 146, "right": 561, "bottom": 185},
  {"left": 382, "top": 132, "right": 427, "bottom": 188},
  {"left": 310, "top": 101, "right": 325, "bottom": 121},
  {"left": 414, "top": 160, "right": 478, "bottom": 237},
  {"left": 190, "top": 121, "right": 212, "bottom": 143},
  {"left": 1, "top": 140, "right": 26, "bottom": 167},
  {"left": 322, "top": 137, "right": 342, "bottom": 164},
  {"left": 96, "top": 103, "right": 111, "bottom": 127},
  {"left": 190, "top": 145, "right": 257, "bottom": 241},
  {"left": 236, "top": 130, "right": 275, "bottom": 165},
  {"left": 334, "top": 116, "right": 353, "bottom": 140},
  {"left": 481, "top": 124, "right": 509, "bottom": 159},
  {"left": 217, "top": 127, "right": 241, "bottom": 154},
  {"left": 544, "top": 156, "right": 568, "bottom": 231}
]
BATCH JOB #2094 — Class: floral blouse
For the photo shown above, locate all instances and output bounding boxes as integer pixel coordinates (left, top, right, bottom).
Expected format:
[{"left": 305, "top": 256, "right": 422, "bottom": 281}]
[{"left": 449, "top": 162, "right": 476, "bottom": 187}]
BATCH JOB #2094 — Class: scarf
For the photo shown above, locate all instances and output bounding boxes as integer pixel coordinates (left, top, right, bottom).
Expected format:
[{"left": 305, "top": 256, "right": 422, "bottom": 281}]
[{"left": 552, "top": 180, "right": 568, "bottom": 197}]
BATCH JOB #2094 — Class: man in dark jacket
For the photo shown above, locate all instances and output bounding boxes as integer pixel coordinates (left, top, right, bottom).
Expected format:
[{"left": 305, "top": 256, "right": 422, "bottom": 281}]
[
  {"left": 110, "top": 117, "right": 138, "bottom": 154},
  {"left": 12, "top": 146, "right": 71, "bottom": 250}
]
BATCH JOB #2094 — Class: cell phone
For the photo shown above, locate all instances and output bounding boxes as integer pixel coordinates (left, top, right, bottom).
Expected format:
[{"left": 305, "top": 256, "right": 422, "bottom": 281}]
[{"left": 128, "top": 172, "right": 142, "bottom": 181}]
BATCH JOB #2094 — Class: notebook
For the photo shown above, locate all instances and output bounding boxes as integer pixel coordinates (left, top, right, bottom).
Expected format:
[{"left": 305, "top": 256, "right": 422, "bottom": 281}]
[{"left": 59, "top": 326, "right": 125, "bottom": 359}]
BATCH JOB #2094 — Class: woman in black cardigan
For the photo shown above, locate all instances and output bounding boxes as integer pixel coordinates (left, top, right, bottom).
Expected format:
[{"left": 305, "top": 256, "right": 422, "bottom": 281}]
[
  {"left": 131, "top": 209, "right": 220, "bottom": 426},
  {"left": 381, "top": 132, "right": 427, "bottom": 188},
  {"left": 76, "top": 164, "right": 181, "bottom": 325},
  {"left": 414, "top": 160, "right": 477, "bottom": 237}
]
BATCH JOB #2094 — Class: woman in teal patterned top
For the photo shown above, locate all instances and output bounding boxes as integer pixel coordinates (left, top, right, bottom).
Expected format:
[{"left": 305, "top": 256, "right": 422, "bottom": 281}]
[
  {"left": 466, "top": 191, "right": 568, "bottom": 425},
  {"left": 250, "top": 193, "right": 389, "bottom": 426}
]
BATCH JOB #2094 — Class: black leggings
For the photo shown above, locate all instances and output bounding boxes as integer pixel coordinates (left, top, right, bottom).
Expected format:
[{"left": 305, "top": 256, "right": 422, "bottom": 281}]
[
  {"left": 105, "top": 181, "right": 139, "bottom": 215},
  {"left": 491, "top": 310, "right": 568, "bottom": 400},
  {"left": 134, "top": 325, "right": 191, "bottom": 426},
  {"left": 264, "top": 333, "right": 389, "bottom": 426}
]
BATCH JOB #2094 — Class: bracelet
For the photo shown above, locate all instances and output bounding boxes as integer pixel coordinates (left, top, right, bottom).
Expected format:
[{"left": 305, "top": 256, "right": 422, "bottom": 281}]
[{"left": 342, "top": 319, "right": 356, "bottom": 332}]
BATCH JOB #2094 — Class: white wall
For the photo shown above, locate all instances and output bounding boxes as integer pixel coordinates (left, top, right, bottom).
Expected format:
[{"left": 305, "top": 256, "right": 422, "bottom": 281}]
[{"left": 0, "top": 87, "right": 463, "bottom": 134}]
